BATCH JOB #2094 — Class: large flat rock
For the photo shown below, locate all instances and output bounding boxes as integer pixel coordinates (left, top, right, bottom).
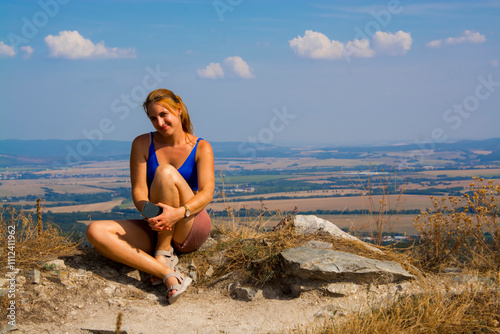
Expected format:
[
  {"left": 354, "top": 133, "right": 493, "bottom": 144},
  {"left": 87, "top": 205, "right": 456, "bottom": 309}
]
[
  {"left": 280, "top": 246, "right": 413, "bottom": 284},
  {"left": 293, "top": 215, "right": 382, "bottom": 253}
]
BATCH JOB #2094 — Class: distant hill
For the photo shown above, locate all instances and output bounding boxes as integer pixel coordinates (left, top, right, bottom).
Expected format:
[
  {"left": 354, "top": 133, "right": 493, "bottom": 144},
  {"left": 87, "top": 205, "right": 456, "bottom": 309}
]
[
  {"left": 0, "top": 138, "right": 498, "bottom": 167},
  {"left": 0, "top": 139, "right": 292, "bottom": 167}
]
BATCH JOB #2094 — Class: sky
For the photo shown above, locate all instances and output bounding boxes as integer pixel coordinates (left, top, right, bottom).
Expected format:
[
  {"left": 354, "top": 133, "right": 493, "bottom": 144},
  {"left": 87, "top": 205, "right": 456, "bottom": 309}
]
[{"left": 0, "top": 0, "right": 499, "bottom": 148}]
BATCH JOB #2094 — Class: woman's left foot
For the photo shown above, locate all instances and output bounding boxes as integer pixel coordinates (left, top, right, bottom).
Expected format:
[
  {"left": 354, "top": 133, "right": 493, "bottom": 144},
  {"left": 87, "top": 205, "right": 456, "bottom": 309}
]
[{"left": 151, "top": 248, "right": 179, "bottom": 285}]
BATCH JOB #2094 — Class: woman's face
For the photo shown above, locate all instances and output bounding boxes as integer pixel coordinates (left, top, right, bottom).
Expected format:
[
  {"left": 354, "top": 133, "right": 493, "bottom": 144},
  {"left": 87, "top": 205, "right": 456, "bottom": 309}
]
[{"left": 146, "top": 102, "right": 182, "bottom": 136}]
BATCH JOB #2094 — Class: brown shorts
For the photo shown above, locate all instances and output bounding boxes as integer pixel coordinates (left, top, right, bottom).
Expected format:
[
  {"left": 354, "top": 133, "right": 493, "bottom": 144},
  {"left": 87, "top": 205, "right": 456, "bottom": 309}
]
[{"left": 172, "top": 208, "right": 211, "bottom": 253}]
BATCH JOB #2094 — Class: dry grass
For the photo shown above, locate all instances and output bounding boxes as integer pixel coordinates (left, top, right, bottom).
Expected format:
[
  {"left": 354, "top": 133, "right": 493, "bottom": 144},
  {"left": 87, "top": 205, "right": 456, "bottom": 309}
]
[
  {"left": 193, "top": 176, "right": 500, "bottom": 334},
  {"left": 293, "top": 272, "right": 500, "bottom": 334},
  {"left": 343, "top": 165, "right": 409, "bottom": 245},
  {"left": 1, "top": 174, "right": 498, "bottom": 333},
  {"left": 413, "top": 178, "right": 500, "bottom": 271},
  {"left": 0, "top": 204, "right": 80, "bottom": 271}
]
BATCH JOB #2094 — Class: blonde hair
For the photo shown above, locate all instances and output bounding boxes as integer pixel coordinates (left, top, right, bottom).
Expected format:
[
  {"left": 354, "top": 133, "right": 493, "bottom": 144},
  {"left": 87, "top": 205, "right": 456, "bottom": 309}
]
[{"left": 142, "top": 89, "right": 194, "bottom": 135}]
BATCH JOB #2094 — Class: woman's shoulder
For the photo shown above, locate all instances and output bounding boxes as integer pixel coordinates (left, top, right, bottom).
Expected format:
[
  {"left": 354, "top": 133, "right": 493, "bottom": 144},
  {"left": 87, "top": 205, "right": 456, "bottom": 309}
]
[
  {"left": 132, "top": 133, "right": 152, "bottom": 144},
  {"left": 131, "top": 133, "right": 153, "bottom": 152},
  {"left": 196, "top": 137, "right": 213, "bottom": 155}
]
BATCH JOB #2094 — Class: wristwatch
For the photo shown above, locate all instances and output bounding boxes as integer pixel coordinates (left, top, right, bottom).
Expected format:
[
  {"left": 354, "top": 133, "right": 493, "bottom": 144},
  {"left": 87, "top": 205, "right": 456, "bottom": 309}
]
[{"left": 182, "top": 204, "right": 191, "bottom": 218}]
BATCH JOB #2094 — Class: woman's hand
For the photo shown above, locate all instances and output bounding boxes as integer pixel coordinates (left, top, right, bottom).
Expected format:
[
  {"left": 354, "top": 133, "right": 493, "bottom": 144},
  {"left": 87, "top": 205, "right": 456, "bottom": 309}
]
[{"left": 146, "top": 202, "right": 183, "bottom": 231}]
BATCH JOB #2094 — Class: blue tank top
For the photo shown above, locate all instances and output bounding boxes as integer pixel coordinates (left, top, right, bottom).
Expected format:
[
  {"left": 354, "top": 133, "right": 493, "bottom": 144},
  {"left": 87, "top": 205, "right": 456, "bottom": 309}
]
[{"left": 146, "top": 132, "right": 202, "bottom": 191}]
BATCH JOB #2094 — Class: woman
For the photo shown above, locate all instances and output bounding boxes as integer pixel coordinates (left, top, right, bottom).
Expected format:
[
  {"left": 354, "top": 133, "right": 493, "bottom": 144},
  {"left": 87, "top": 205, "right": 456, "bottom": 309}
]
[{"left": 86, "top": 89, "right": 214, "bottom": 304}]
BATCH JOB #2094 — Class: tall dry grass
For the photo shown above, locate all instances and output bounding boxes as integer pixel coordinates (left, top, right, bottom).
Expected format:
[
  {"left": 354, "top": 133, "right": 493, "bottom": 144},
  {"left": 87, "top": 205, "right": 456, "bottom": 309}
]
[
  {"left": 0, "top": 203, "right": 80, "bottom": 271},
  {"left": 292, "top": 273, "right": 499, "bottom": 334},
  {"left": 284, "top": 177, "right": 499, "bottom": 334},
  {"left": 343, "top": 165, "right": 408, "bottom": 244},
  {"left": 413, "top": 177, "right": 500, "bottom": 271},
  {"left": 206, "top": 176, "right": 499, "bottom": 333}
]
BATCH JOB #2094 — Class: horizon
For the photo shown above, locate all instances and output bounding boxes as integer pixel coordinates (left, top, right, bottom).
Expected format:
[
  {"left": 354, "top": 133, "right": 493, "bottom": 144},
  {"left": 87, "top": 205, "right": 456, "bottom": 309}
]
[
  {"left": 1, "top": 0, "right": 499, "bottom": 147},
  {"left": 1, "top": 135, "right": 500, "bottom": 148}
]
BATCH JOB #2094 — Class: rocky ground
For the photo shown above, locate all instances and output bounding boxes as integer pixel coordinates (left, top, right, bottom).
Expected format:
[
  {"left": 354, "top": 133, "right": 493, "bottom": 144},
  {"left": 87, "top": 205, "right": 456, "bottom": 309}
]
[
  {"left": 0, "top": 246, "right": 411, "bottom": 334},
  {"left": 0, "top": 216, "right": 450, "bottom": 334}
]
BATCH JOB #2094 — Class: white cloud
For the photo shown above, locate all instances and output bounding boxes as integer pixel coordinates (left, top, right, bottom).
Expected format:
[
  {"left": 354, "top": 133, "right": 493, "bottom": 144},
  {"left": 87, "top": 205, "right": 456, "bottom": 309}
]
[
  {"left": 425, "top": 40, "right": 442, "bottom": 48},
  {"left": 372, "top": 31, "right": 412, "bottom": 56},
  {"left": 0, "top": 41, "right": 16, "bottom": 57},
  {"left": 21, "top": 46, "right": 34, "bottom": 58},
  {"left": 197, "top": 56, "right": 254, "bottom": 79},
  {"left": 344, "top": 39, "right": 375, "bottom": 58},
  {"left": 289, "top": 30, "right": 413, "bottom": 60},
  {"left": 197, "top": 62, "right": 224, "bottom": 79},
  {"left": 44, "top": 30, "right": 136, "bottom": 59},
  {"left": 426, "top": 30, "right": 486, "bottom": 48},
  {"left": 223, "top": 56, "right": 255, "bottom": 78},
  {"left": 289, "top": 30, "right": 344, "bottom": 59},
  {"left": 445, "top": 30, "right": 486, "bottom": 45}
]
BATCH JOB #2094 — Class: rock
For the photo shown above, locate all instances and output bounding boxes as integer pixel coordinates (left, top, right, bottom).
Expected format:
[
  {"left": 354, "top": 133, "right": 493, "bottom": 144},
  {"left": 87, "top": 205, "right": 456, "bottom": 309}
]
[
  {"left": 76, "top": 269, "right": 87, "bottom": 279},
  {"left": 325, "top": 282, "right": 361, "bottom": 296},
  {"left": 229, "top": 283, "right": 258, "bottom": 301},
  {"left": 293, "top": 215, "right": 382, "bottom": 253},
  {"left": 121, "top": 268, "right": 141, "bottom": 281},
  {"left": 208, "top": 272, "right": 234, "bottom": 287},
  {"left": 305, "top": 240, "right": 332, "bottom": 249},
  {"left": 205, "top": 266, "right": 214, "bottom": 278},
  {"left": 315, "top": 305, "right": 345, "bottom": 318},
  {"left": 25, "top": 269, "right": 41, "bottom": 284},
  {"left": 280, "top": 246, "right": 414, "bottom": 284},
  {"left": 208, "top": 254, "right": 226, "bottom": 267},
  {"left": 188, "top": 259, "right": 197, "bottom": 279},
  {"left": 199, "top": 237, "right": 217, "bottom": 250},
  {"left": 46, "top": 276, "right": 63, "bottom": 285},
  {"left": 103, "top": 287, "right": 116, "bottom": 296},
  {"left": 0, "top": 323, "right": 18, "bottom": 333},
  {"left": 97, "top": 266, "right": 120, "bottom": 279},
  {"left": 15, "top": 275, "right": 26, "bottom": 285},
  {"left": 44, "top": 259, "right": 66, "bottom": 271},
  {"left": 145, "top": 293, "right": 157, "bottom": 301}
]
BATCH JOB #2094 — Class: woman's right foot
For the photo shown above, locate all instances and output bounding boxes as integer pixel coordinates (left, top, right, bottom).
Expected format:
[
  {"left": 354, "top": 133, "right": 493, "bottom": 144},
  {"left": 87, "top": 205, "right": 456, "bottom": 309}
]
[{"left": 163, "top": 271, "right": 192, "bottom": 305}]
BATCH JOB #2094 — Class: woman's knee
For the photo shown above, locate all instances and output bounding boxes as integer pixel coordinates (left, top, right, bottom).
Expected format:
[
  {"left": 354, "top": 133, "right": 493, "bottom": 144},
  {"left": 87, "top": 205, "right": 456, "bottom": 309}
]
[
  {"left": 154, "top": 164, "right": 182, "bottom": 183},
  {"left": 86, "top": 220, "right": 111, "bottom": 244}
]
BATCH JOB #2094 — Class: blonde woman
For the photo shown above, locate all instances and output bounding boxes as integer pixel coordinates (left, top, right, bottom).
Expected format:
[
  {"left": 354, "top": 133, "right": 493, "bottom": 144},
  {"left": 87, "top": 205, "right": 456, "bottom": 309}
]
[{"left": 86, "top": 89, "right": 214, "bottom": 304}]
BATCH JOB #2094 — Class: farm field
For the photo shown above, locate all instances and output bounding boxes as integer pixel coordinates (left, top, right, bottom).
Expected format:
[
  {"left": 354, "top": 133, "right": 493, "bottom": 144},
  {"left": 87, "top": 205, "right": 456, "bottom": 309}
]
[
  {"left": 36, "top": 199, "right": 124, "bottom": 214},
  {"left": 1, "top": 138, "right": 499, "bottom": 237},
  {"left": 209, "top": 194, "right": 432, "bottom": 213},
  {"left": 215, "top": 214, "right": 419, "bottom": 235},
  {"left": 417, "top": 168, "right": 500, "bottom": 178}
]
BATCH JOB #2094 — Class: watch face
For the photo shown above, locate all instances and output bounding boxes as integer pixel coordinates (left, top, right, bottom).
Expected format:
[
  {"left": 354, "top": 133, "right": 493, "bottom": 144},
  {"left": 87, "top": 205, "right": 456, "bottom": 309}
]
[{"left": 184, "top": 205, "right": 191, "bottom": 218}]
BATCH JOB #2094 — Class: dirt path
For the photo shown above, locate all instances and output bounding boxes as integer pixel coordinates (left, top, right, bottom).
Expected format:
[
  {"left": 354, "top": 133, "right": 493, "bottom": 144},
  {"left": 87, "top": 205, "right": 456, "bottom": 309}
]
[
  {"left": 7, "top": 250, "right": 341, "bottom": 334},
  {"left": 15, "top": 282, "right": 335, "bottom": 334}
]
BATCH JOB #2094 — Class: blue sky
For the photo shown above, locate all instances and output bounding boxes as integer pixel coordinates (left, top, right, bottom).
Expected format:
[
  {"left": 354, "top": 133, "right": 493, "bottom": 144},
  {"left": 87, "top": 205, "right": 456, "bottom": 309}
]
[{"left": 0, "top": 0, "right": 499, "bottom": 147}]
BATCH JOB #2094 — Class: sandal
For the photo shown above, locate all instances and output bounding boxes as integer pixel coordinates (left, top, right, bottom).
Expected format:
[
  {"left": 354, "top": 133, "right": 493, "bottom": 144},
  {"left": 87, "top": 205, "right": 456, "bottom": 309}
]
[
  {"left": 164, "top": 270, "right": 192, "bottom": 305},
  {"left": 151, "top": 248, "right": 179, "bottom": 286}
]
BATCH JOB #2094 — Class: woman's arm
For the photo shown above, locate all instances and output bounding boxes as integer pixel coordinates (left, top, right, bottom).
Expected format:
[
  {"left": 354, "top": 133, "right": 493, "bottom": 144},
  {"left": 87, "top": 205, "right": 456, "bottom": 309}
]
[
  {"left": 142, "top": 138, "right": 214, "bottom": 231},
  {"left": 181, "top": 139, "right": 215, "bottom": 214},
  {"left": 130, "top": 134, "right": 150, "bottom": 213}
]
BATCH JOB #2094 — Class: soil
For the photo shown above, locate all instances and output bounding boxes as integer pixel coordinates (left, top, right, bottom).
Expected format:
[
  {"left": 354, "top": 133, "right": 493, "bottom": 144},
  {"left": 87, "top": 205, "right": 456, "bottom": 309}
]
[{"left": 2, "top": 248, "right": 343, "bottom": 334}]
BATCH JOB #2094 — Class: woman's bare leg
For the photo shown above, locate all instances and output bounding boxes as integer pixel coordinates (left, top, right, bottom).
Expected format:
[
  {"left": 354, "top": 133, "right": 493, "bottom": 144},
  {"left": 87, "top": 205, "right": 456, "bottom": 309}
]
[
  {"left": 149, "top": 164, "right": 196, "bottom": 287},
  {"left": 149, "top": 164, "right": 196, "bottom": 255},
  {"left": 85, "top": 219, "right": 173, "bottom": 279}
]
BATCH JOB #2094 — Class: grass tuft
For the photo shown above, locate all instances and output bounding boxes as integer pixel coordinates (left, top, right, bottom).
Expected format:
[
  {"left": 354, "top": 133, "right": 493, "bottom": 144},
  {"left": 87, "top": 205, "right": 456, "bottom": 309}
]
[{"left": 0, "top": 204, "right": 80, "bottom": 271}]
